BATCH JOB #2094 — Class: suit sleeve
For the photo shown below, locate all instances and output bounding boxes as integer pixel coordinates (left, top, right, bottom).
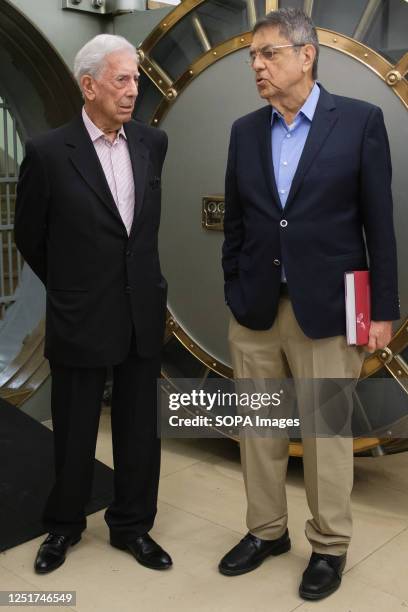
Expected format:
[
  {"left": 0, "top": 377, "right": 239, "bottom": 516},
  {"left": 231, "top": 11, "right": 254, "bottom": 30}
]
[
  {"left": 360, "top": 106, "right": 400, "bottom": 321},
  {"left": 222, "top": 123, "right": 244, "bottom": 282},
  {"left": 14, "top": 140, "right": 50, "bottom": 286},
  {"left": 161, "top": 130, "right": 168, "bottom": 167}
]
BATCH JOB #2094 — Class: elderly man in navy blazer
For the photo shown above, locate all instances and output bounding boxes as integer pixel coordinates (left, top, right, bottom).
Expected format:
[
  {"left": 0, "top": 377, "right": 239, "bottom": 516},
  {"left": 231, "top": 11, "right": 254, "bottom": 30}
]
[
  {"left": 15, "top": 34, "right": 171, "bottom": 574},
  {"left": 219, "top": 8, "right": 399, "bottom": 601}
]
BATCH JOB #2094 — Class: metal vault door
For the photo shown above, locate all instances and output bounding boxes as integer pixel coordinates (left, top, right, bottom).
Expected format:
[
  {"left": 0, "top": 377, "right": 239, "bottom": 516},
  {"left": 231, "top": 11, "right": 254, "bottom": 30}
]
[
  {"left": 127, "top": 0, "right": 408, "bottom": 454},
  {"left": 0, "top": 0, "right": 81, "bottom": 407}
]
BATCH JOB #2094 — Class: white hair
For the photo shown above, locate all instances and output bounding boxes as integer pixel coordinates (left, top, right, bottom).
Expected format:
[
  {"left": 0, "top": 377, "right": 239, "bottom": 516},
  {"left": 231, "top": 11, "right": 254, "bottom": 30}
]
[{"left": 73, "top": 34, "right": 138, "bottom": 86}]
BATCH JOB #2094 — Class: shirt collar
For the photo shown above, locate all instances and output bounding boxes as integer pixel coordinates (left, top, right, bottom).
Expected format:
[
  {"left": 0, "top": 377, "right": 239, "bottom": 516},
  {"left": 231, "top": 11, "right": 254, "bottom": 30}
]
[
  {"left": 82, "top": 107, "right": 127, "bottom": 142},
  {"left": 271, "top": 81, "right": 320, "bottom": 125}
]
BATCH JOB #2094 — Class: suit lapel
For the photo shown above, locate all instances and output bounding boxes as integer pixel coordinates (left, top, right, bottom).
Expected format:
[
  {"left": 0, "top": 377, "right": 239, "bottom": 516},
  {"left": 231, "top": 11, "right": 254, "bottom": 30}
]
[
  {"left": 256, "top": 106, "right": 282, "bottom": 211},
  {"left": 65, "top": 116, "right": 125, "bottom": 228},
  {"left": 284, "top": 86, "right": 338, "bottom": 212},
  {"left": 124, "top": 121, "right": 150, "bottom": 241}
]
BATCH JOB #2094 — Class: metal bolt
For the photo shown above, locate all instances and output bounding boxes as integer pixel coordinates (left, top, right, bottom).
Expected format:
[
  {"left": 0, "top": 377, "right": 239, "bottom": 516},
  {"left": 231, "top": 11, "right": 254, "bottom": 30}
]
[
  {"left": 71, "top": 0, "right": 82, "bottom": 4},
  {"left": 92, "top": 0, "right": 103, "bottom": 7}
]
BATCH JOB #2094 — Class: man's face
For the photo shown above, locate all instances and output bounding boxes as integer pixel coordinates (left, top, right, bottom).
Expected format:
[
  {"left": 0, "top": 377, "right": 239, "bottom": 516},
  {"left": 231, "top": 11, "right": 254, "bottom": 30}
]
[
  {"left": 250, "top": 27, "right": 307, "bottom": 102},
  {"left": 85, "top": 50, "right": 139, "bottom": 129}
]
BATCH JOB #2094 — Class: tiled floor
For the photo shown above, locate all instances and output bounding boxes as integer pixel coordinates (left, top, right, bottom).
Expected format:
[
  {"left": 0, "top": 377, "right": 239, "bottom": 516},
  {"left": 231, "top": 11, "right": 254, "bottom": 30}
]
[{"left": 1, "top": 408, "right": 408, "bottom": 611}]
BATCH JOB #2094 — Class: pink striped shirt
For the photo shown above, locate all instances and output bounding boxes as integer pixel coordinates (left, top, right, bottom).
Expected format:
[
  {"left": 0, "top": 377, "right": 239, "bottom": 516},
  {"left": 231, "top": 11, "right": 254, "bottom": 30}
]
[{"left": 82, "top": 107, "right": 135, "bottom": 235}]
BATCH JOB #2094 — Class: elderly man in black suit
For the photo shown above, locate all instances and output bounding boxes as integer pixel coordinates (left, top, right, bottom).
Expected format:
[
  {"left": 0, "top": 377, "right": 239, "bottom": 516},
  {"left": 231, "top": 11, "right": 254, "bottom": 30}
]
[
  {"left": 15, "top": 34, "right": 171, "bottom": 574},
  {"left": 219, "top": 8, "right": 399, "bottom": 600}
]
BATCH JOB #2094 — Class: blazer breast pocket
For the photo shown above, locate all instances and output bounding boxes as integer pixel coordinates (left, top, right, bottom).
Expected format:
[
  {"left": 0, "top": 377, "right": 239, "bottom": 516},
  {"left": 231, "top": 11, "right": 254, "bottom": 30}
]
[{"left": 149, "top": 176, "right": 161, "bottom": 190}]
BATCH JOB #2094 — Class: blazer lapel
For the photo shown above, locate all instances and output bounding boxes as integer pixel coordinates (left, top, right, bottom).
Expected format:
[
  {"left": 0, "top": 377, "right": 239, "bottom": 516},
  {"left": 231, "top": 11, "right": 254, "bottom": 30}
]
[
  {"left": 65, "top": 116, "right": 125, "bottom": 228},
  {"left": 124, "top": 121, "right": 150, "bottom": 238},
  {"left": 284, "top": 85, "right": 338, "bottom": 211},
  {"left": 256, "top": 106, "right": 282, "bottom": 211}
]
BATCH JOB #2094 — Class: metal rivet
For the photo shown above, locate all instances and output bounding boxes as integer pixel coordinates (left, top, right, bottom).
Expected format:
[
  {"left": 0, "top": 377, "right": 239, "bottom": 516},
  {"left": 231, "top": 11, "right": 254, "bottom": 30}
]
[
  {"left": 163, "top": 23, "right": 167, "bottom": 27},
  {"left": 153, "top": 119, "right": 158, "bottom": 124},
  {"left": 213, "top": 51, "right": 217, "bottom": 56},
  {"left": 158, "top": 79, "right": 162, "bottom": 84},
  {"left": 212, "top": 362, "right": 217, "bottom": 367},
  {"left": 189, "top": 70, "right": 194, "bottom": 75},
  {"left": 381, "top": 352, "right": 387, "bottom": 359},
  {"left": 333, "top": 38, "right": 338, "bottom": 42},
  {"left": 397, "top": 370, "right": 403, "bottom": 376},
  {"left": 169, "top": 319, "right": 173, "bottom": 324},
  {"left": 190, "top": 343, "right": 194, "bottom": 348},
  {"left": 92, "top": 0, "right": 103, "bottom": 8},
  {"left": 148, "top": 67, "right": 152, "bottom": 72},
  {"left": 240, "top": 38, "right": 245, "bottom": 42},
  {"left": 364, "top": 53, "right": 369, "bottom": 57}
]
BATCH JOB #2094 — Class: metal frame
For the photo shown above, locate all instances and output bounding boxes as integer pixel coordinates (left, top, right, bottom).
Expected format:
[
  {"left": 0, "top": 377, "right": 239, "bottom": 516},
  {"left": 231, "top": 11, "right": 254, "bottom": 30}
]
[{"left": 0, "top": 94, "right": 23, "bottom": 319}]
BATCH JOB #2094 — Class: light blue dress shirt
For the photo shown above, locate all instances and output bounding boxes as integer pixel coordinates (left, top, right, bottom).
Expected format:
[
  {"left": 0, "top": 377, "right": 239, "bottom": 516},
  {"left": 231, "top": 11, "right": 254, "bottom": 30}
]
[{"left": 271, "top": 81, "right": 320, "bottom": 282}]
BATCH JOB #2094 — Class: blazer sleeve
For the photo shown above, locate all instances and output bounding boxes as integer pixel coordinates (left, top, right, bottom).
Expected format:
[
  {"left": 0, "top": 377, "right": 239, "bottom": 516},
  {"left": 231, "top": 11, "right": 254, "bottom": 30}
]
[
  {"left": 222, "top": 122, "right": 244, "bottom": 282},
  {"left": 160, "top": 129, "right": 168, "bottom": 169},
  {"left": 14, "top": 140, "right": 50, "bottom": 286},
  {"left": 360, "top": 106, "right": 400, "bottom": 321}
]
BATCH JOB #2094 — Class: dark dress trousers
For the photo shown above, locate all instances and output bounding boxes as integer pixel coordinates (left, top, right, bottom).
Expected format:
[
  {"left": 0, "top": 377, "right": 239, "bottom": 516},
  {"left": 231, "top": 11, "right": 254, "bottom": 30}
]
[
  {"left": 14, "top": 115, "right": 168, "bottom": 541},
  {"left": 222, "top": 85, "right": 400, "bottom": 336}
]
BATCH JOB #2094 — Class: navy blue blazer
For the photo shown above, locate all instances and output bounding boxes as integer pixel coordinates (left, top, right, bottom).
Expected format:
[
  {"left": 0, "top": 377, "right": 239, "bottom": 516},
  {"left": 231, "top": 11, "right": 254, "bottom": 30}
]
[
  {"left": 222, "top": 84, "right": 400, "bottom": 338},
  {"left": 15, "top": 117, "right": 168, "bottom": 366}
]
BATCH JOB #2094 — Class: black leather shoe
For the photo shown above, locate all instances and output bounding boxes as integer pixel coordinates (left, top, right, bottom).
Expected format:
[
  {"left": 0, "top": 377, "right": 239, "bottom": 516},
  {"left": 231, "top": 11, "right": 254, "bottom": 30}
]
[
  {"left": 299, "top": 552, "right": 347, "bottom": 600},
  {"left": 34, "top": 533, "right": 81, "bottom": 574},
  {"left": 218, "top": 529, "right": 291, "bottom": 576},
  {"left": 110, "top": 533, "right": 172, "bottom": 570}
]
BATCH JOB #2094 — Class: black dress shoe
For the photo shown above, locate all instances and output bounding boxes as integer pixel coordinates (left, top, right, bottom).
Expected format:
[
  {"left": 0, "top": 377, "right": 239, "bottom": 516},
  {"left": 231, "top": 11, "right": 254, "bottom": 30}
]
[
  {"left": 34, "top": 533, "right": 81, "bottom": 574},
  {"left": 299, "top": 552, "right": 347, "bottom": 600},
  {"left": 110, "top": 533, "right": 172, "bottom": 570},
  {"left": 218, "top": 529, "right": 291, "bottom": 576}
]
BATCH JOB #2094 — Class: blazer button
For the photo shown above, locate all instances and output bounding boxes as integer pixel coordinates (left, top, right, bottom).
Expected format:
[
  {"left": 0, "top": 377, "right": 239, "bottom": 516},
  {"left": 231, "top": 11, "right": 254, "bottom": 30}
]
[
  {"left": 273, "top": 259, "right": 281, "bottom": 266},
  {"left": 126, "top": 250, "right": 132, "bottom": 257},
  {"left": 125, "top": 285, "right": 131, "bottom": 294},
  {"left": 280, "top": 219, "right": 288, "bottom": 228}
]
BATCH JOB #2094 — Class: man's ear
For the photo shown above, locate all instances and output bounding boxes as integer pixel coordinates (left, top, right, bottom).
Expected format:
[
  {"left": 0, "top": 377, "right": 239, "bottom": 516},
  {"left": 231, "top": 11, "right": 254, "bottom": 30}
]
[
  {"left": 81, "top": 75, "right": 96, "bottom": 101},
  {"left": 301, "top": 43, "right": 316, "bottom": 74}
]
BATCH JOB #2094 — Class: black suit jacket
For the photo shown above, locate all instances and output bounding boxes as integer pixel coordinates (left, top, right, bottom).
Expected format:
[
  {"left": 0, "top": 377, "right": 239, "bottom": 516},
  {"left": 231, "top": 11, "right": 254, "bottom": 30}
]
[
  {"left": 15, "top": 115, "right": 168, "bottom": 367},
  {"left": 222, "top": 84, "right": 400, "bottom": 338}
]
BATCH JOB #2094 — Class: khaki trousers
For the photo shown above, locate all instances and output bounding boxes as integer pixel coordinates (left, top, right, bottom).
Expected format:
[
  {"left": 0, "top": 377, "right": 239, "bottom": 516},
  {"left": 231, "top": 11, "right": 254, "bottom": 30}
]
[{"left": 228, "top": 295, "right": 365, "bottom": 555}]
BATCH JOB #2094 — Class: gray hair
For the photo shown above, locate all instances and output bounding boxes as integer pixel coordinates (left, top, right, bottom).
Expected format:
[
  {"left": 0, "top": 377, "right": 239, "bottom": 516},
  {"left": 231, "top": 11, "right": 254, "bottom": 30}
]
[
  {"left": 253, "top": 8, "right": 319, "bottom": 80},
  {"left": 73, "top": 34, "right": 138, "bottom": 86}
]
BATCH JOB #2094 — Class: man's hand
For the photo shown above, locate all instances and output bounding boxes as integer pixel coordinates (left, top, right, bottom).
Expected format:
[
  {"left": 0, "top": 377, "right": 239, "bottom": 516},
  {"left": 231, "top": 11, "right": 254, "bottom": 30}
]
[{"left": 364, "top": 321, "right": 393, "bottom": 353}]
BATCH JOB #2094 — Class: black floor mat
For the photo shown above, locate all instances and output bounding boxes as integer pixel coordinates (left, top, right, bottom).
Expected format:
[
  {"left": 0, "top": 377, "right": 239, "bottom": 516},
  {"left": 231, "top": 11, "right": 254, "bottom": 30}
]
[{"left": 0, "top": 397, "right": 113, "bottom": 552}]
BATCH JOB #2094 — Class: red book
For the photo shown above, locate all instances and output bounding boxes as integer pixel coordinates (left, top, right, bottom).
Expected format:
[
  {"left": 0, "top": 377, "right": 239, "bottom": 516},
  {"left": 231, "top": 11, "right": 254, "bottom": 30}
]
[{"left": 345, "top": 271, "right": 371, "bottom": 345}]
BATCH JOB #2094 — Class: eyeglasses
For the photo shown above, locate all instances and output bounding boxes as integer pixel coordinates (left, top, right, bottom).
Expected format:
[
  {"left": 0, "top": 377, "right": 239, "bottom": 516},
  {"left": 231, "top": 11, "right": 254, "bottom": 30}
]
[{"left": 246, "top": 44, "right": 305, "bottom": 66}]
